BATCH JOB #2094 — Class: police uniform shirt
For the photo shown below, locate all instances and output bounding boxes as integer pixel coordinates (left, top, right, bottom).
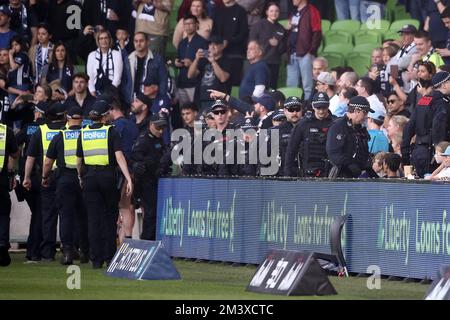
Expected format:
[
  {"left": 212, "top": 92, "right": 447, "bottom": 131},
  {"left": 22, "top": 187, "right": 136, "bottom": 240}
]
[
  {"left": 0, "top": 125, "right": 18, "bottom": 174},
  {"left": 131, "top": 131, "right": 165, "bottom": 173},
  {"left": 76, "top": 123, "right": 122, "bottom": 165},
  {"left": 46, "top": 125, "right": 82, "bottom": 169},
  {"left": 15, "top": 118, "right": 45, "bottom": 175},
  {"left": 26, "top": 121, "right": 67, "bottom": 165}
]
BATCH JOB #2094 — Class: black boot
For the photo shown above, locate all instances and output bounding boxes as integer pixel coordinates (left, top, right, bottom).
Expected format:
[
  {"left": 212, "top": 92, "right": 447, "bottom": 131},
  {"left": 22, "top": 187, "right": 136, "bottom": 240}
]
[
  {"left": 0, "top": 246, "right": 11, "bottom": 267},
  {"left": 60, "top": 248, "right": 74, "bottom": 265}
]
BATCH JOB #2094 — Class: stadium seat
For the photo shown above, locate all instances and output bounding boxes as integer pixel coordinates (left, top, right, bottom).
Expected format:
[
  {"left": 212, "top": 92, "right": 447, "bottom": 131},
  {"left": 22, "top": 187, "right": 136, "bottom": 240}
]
[
  {"left": 353, "top": 43, "right": 380, "bottom": 54},
  {"left": 75, "top": 65, "right": 85, "bottom": 73},
  {"left": 353, "top": 30, "right": 382, "bottom": 46},
  {"left": 319, "top": 52, "right": 346, "bottom": 70},
  {"left": 231, "top": 86, "right": 239, "bottom": 98},
  {"left": 321, "top": 19, "right": 331, "bottom": 33},
  {"left": 277, "top": 87, "right": 303, "bottom": 99},
  {"left": 389, "top": 19, "right": 420, "bottom": 32},
  {"left": 345, "top": 52, "right": 371, "bottom": 77},
  {"left": 330, "top": 19, "right": 361, "bottom": 33},
  {"left": 393, "top": 5, "right": 412, "bottom": 20},
  {"left": 165, "top": 41, "right": 177, "bottom": 60},
  {"left": 279, "top": 19, "right": 289, "bottom": 29},
  {"left": 323, "top": 43, "right": 354, "bottom": 56},
  {"left": 360, "top": 19, "right": 390, "bottom": 33},
  {"left": 383, "top": 31, "right": 401, "bottom": 41},
  {"left": 317, "top": 41, "right": 324, "bottom": 55},
  {"left": 324, "top": 30, "right": 353, "bottom": 46}
]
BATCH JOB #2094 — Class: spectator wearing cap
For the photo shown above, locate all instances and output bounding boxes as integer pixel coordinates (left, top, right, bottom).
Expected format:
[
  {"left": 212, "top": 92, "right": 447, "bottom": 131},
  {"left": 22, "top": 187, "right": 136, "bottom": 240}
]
[
  {"left": 269, "top": 96, "right": 303, "bottom": 176},
  {"left": 64, "top": 73, "right": 96, "bottom": 122},
  {"left": 134, "top": 0, "right": 173, "bottom": 56},
  {"left": 249, "top": 2, "right": 287, "bottom": 90},
  {"left": 391, "top": 24, "right": 417, "bottom": 76},
  {"left": 76, "top": 98, "right": 133, "bottom": 268},
  {"left": 23, "top": 101, "right": 67, "bottom": 262},
  {"left": 42, "top": 105, "right": 89, "bottom": 265},
  {"left": 367, "top": 109, "right": 389, "bottom": 154},
  {"left": 432, "top": 71, "right": 450, "bottom": 145},
  {"left": 326, "top": 96, "right": 373, "bottom": 178},
  {"left": 311, "top": 57, "right": 328, "bottom": 98},
  {"left": 122, "top": 31, "right": 168, "bottom": 106},
  {"left": 211, "top": 0, "right": 248, "bottom": 87},
  {"left": 0, "top": 5, "right": 15, "bottom": 50},
  {"left": 130, "top": 92, "right": 153, "bottom": 134},
  {"left": 173, "top": 0, "right": 212, "bottom": 49},
  {"left": 239, "top": 40, "right": 269, "bottom": 99},
  {"left": 424, "top": 0, "right": 450, "bottom": 48},
  {"left": 437, "top": 7, "right": 450, "bottom": 65},
  {"left": 286, "top": 0, "right": 322, "bottom": 101},
  {"left": 131, "top": 111, "right": 169, "bottom": 240},
  {"left": 285, "top": 92, "right": 333, "bottom": 177},
  {"left": 315, "top": 71, "right": 336, "bottom": 100},
  {"left": 188, "top": 35, "right": 231, "bottom": 111},
  {"left": 174, "top": 14, "right": 208, "bottom": 107}
]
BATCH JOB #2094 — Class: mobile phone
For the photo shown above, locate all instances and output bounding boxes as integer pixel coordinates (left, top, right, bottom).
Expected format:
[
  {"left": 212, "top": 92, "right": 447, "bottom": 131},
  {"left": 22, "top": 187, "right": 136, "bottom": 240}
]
[
  {"left": 21, "top": 94, "right": 33, "bottom": 102},
  {"left": 203, "top": 50, "right": 209, "bottom": 58},
  {"left": 390, "top": 64, "right": 399, "bottom": 79}
]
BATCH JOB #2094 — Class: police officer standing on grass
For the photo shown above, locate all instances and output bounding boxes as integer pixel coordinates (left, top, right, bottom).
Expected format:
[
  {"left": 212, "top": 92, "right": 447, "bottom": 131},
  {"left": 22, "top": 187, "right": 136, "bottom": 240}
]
[
  {"left": 131, "top": 112, "right": 170, "bottom": 241},
  {"left": 0, "top": 122, "right": 19, "bottom": 267},
  {"left": 15, "top": 103, "right": 46, "bottom": 262},
  {"left": 270, "top": 96, "right": 303, "bottom": 176},
  {"left": 76, "top": 99, "right": 133, "bottom": 269},
  {"left": 326, "top": 96, "right": 373, "bottom": 178},
  {"left": 42, "top": 106, "right": 89, "bottom": 265},
  {"left": 285, "top": 92, "right": 334, "bottom": 177},
  {"left": 23, "top": 102, "right": 67, "bottom": 262}
]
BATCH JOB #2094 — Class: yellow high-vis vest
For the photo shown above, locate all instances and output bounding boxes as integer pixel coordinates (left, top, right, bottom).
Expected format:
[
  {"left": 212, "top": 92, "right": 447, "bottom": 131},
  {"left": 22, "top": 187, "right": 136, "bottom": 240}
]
[
  {"left": 62, "top": 129, "right": 81, "bottom": 169},
  {"left": 0, "top": 124, "right": 6, "bottom": 169},
  {"left": 81, "top": 125, "right": 111, "bottom": 166},
  {"left": 40, "top": 124, "right": 61, "bottom": 169}
]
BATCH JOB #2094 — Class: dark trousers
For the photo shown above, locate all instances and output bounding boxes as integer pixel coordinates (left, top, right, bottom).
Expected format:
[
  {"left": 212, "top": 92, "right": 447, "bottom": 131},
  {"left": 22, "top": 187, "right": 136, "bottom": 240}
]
[
  {"left": 268, "top": 63, "right": 280, "bottom": 89},
  {"left": 0, "top": 174, "right": 11, "bottom": 249},
  {"left": 25, "top": 174, "right": 42, "bottom": 259},
  {"left": 57, "top": 172, "right": 88, "bottom": 255},
  {"left": 227, "top": 57, "right": 244, "bottom": 87},
  {"left": 83, "top": 169, "right": 119, "bottom": 264},
  {"left": 140, "top": 179, "right": 158, "bottom": 241},
  {"left": 40, "top": 174, "right": 59, "bottom": 259}
]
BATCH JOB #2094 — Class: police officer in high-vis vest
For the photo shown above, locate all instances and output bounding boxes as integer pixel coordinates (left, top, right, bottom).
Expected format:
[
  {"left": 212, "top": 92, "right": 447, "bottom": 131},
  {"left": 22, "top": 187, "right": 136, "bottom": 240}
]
[
  {"left": 23, "top": 102, "right": 66, "bottom": 261},
  {"left": 42, "top": 105, "right": 89, "bottom": 265},
  {"left": 0, "top": 122, "right": 19, "bottom": 267},
  {"left": 76, "top": 98, "right": 133, "bottom": 269}
]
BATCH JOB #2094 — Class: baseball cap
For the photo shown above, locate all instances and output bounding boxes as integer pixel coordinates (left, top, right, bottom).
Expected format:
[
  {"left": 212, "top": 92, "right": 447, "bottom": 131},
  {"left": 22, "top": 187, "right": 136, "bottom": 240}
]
[
  {"left": 67, "top": 105, "right": 83, "bottom": 119},
  {"left": 442, "top": 146, "right": 450, "bottom": 156},
  {"left": 0, "top": 6, "right": 11, "bottom": 17},
  {"left": 317, "top": 72, "right": 335, "bottom": 86},
  {"left": 252, "top": 93, "right": 276, "bottom": 111},
  {"left": 432, "top": 71, "right": 450, "bottom": 88},
  {"left": 311, "top": 92, "right": 330, "bottom": 108},
  {"left": 367, "top": 108, "right": 385, "bottom": 122},
  {"left": 398, "top": 24, "right": 417, "bottom": 34},
  {"left": 348, "top": 96, "right": 374, "bottom": 113}
]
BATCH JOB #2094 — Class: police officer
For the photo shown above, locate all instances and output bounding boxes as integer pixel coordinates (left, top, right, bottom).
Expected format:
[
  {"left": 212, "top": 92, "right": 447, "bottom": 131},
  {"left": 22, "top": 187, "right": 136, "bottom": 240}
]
[
  {"left": 23, "top": 102, "right": 67, "bottom": 261},
  {"left": 326, "top": 96, "right": 373, "bottom": 178},
  {"left": 76, "top": 99, "right": 133, "bottom": 269},
  {"left": 270, "top": 96, "right": 303, "bottom": 176},
  {"left": 236, "top": 118, "right": 259, "bottom": 176},
  {"left": 15, "top": 103, "right": 46, "bottom": 262},
  {"left": 401, "top": 72, "right": 449, "bottom": 177},
  {"left": 432, "top": 72, "right": 450, "bottom": 153},
  {"left": 0, "top": 122, "right": 19, "bottom": 266},
  {"left": 131, "top": 113, "right": 169, "bottom": 240},
  {"left": 285, "top": 93, "right": 334, "bottom": 177},
  {"left": 42, "top": 106, "right": 89, "bottom": 265}
]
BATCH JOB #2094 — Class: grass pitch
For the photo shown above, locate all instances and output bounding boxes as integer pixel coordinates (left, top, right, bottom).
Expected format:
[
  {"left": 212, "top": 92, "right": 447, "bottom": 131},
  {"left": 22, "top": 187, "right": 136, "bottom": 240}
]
[{"left": 0, "top": 252, "right": 427, "bottom": 300}]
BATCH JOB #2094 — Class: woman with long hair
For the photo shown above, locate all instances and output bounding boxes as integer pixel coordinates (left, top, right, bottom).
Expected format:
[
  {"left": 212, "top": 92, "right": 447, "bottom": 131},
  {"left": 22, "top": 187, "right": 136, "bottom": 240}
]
[{"left": 45, "top": 42, "right": 75, "bottom": 100}]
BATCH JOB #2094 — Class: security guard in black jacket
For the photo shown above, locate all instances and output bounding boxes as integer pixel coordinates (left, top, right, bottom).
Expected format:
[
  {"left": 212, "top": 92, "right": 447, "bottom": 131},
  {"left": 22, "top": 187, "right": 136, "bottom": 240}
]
[
  {"left": 401, "top": 72, "right": 450, "bottom": 177},
  {"left": 285, "top": 92, "right": 334, "bottom": 177},
  {"left": 131, "top": 113, "right": 169, "bottom": 240},
  {"left": 269, "top": 96, "right": 303, "bottom": 176},
  {"left": 15, "top": 104, "right": 46, "bottom": 262},
  {"left": 76, "top": 98, "right": 133, "bottom": 269},
  {"left": 42, "top": 106, "right": 89, "bottom": 265},
  {"left": 23, "top": 102, "right": 67, "bottom": 261},
  {"left": 0, "top": 122, "right": 19, "bottom": 267},
  {"left": 326, "top": 96, "right": 373, "bottom": 178}
]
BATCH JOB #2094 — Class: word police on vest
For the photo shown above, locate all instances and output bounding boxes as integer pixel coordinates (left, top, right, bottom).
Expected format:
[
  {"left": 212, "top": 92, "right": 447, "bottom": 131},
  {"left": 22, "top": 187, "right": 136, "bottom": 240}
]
[{"left": 83, "top": 130, "right": 107, "bottom": 140}]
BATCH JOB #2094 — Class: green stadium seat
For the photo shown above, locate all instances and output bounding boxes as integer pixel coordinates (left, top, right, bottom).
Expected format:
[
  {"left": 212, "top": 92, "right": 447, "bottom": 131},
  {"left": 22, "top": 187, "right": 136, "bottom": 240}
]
[
  {"left": 277, "top": 87, "right": 303, "bottom": 99},
  {"left": 353, "top": 30, "right": 382, "bottom": 45},
  {"left": 317, "top": 41, "right": 324, "bottom": 55},
  {"left": 231, "top": 86, "right": 239, "bottom": 98},
  {"left": 353, "top": 43, "right": 380, "bottom": 54},
  {"left": 394, "top": 6, "right": 412, "bottom": 20},
  {"left": 324, "top": 30, "right": 352, "bottom": 45},
  {"left": 165, "top": 41, "right": 177, "bottom": 60},
  {"left": 330, "top": 20, "right": 361, "bottom": 33},
  {"left": 75, "top": 65, "right": 85, "bottom": 73},
  {"left": 360, "top": 19, "right": 390, "bottom": 33},
  {"left": 319, "top": 52, "right": 346, "bottom": 70},
  {"left": 323, "top": 43, "right": 354, "bottom": 56},
  {"left": 383, "top": 31, "right": 401, "bottom": 41},
  {"left": 321, "top": 19, "right": 331, "bottom": 33},
  {"left": 389, "top": 19, "right": 420, "bottom": 32},
  {"left": 346, "top": 52, "right": 371, "bottom": 77},
  {"left": 279, "top": 19, "right": 289, "bottom": 29}
]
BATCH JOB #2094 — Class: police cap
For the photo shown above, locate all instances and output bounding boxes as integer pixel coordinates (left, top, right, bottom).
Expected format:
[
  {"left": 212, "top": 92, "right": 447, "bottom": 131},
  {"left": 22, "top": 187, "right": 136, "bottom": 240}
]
[
  {"left": 348, "top": 96, "right": 374, "bottom": 113},
  {"left": 67, "top": 105, "right": 83, "bottom": 119},
  {"left": 89, "top": 99, "right": 111, "bottom": 117},
  {"left": 432, "top": 71, "right": 450, "bottom": 89},
  {"left": 46, "top": 102, "right": 67, "bottom": 117},
  {"left": 272, "top": 109, "right": 287, "bottom": 121},
  {"left": 311, "top": 92, "right": 330, "bottom": 109},
  {"left": 283, "top": 96, "right": 303, "bottom": 109},
  {"left": 149, "top": 112, "right": 168, "bottom": 128}
]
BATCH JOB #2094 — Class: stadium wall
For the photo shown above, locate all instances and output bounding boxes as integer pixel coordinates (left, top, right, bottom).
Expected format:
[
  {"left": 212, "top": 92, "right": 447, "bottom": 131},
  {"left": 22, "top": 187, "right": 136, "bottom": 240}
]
[{"left": 157, "top": 177, "right": 450, "bottom": 280}]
